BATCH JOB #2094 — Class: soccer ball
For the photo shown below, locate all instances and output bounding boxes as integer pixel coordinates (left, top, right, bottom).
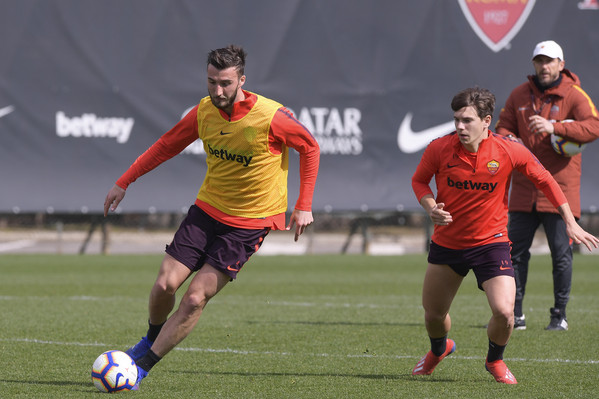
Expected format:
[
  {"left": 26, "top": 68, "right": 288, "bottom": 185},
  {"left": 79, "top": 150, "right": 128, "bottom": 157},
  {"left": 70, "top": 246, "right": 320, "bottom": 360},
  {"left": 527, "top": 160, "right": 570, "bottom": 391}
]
[
  {"left": 550, "top": 134, "right": 586, "bottom": 157},
  {"left": 91, "top": 350, "right": 138, "bottom": 393}
]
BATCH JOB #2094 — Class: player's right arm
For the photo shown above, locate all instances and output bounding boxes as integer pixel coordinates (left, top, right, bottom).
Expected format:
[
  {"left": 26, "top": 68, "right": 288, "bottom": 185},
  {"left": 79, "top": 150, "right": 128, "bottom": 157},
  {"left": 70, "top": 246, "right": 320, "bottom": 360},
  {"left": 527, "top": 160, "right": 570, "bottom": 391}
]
[
  {"left": 419, "top": 194, "right": 452, "bottom": 226},
  {"left": 103, "top": 184, "right": 126, "bottom": 216},
  {"left": 411, "top": 142, "right": 452, "bottom": 226},
  {"left": 104, "top": 106, "right": 200, "bottom": 215}
]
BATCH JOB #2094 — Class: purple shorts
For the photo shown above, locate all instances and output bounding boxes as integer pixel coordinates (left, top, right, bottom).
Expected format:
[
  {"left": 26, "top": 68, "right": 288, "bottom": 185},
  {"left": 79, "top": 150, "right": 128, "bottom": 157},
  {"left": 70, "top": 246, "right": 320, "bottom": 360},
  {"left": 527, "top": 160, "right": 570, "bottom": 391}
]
[
  {"left": 165, "top": 205, "right": 270, "bottom": 280},
  {"left": 428, "top": 241, "right": 514, "bottom": 290}
]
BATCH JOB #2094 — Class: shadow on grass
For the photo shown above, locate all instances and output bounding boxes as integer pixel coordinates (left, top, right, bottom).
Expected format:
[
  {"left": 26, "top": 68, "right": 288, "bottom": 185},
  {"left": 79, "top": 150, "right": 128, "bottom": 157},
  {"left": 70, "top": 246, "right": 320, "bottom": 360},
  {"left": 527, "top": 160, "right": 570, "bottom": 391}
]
[
  {"left": 174, "top": 369, "right": 457, "bottom": 383},
  {"left": 0, "top": 378, "right": 100, "bottom": 393}
]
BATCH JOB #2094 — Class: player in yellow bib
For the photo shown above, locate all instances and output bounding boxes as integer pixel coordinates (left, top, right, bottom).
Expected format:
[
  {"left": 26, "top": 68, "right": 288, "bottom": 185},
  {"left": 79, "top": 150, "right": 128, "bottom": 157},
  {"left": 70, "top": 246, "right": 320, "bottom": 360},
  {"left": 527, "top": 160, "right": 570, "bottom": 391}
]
[
  {"left": 103, "top": 45, "right": 320, "bottom": 390},
  {"left": 195, "top": 93, "right": 289, "bottom": 218}
]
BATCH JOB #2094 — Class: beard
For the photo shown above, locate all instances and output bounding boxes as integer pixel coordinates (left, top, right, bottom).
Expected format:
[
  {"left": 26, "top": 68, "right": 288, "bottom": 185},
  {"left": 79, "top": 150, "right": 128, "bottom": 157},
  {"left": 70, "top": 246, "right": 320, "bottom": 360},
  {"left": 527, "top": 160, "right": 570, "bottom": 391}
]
[{"left": 209, "top": 84, "right": 240, "bottom": 111}]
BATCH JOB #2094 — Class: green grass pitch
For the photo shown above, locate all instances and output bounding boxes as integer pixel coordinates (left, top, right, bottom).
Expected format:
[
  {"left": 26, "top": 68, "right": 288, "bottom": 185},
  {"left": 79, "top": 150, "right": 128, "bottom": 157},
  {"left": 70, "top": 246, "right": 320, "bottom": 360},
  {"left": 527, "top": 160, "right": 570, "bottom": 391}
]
[{"left": 0, "top": 253, "right": 597, "bottom": 398}]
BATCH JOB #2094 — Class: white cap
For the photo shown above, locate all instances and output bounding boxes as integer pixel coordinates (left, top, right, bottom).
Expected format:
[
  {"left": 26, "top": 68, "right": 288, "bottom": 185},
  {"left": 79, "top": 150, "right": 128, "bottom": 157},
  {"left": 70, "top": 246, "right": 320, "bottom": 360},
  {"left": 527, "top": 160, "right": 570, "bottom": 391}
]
[{"left": 532, "top": 40, "right": 564, "bottom": 60}]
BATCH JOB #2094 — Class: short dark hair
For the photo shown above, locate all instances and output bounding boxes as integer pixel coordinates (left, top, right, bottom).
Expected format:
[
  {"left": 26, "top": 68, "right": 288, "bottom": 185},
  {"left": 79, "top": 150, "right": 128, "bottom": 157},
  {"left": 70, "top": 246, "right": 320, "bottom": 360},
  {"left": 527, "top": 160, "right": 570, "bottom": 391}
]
[
  {"left": 450, "top": 87, "right": 495, "bottom": 120},
  {"left": 206, "top": 45, "right": 246, "bottom": 76}
]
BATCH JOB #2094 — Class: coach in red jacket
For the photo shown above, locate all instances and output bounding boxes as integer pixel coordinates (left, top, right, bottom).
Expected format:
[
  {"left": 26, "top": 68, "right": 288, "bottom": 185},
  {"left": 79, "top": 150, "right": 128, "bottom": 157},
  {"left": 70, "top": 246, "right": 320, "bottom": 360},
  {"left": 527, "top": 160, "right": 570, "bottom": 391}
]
[{"left": 496, "top": 40, "right": 599, "bottom": 331}]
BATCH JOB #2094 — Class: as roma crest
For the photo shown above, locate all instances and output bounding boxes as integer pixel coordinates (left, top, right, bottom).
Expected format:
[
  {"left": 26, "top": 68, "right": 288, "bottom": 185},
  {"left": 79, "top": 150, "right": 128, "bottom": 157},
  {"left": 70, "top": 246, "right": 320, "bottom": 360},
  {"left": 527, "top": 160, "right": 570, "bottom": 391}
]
[
  {"left": 487, "top": 160, "right": 500, "bottom": 175},
  {"left": 458, "top": 0, "right": 536, "bottom": 52}
]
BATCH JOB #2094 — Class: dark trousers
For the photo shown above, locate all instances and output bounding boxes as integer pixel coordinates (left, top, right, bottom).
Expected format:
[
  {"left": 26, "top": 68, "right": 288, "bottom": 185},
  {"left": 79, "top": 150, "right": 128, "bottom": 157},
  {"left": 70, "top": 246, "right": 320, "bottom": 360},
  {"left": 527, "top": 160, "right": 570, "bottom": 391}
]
[{"left": 508, "top": 211, "right": 573, "bottom": 316}]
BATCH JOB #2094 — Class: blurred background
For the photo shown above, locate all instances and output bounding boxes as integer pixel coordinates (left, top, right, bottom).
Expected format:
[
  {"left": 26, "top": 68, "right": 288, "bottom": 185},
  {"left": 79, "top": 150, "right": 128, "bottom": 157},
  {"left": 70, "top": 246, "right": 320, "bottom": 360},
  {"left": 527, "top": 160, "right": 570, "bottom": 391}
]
[{"left": 1, "top": 0, "right": 598, "bottom": 255}]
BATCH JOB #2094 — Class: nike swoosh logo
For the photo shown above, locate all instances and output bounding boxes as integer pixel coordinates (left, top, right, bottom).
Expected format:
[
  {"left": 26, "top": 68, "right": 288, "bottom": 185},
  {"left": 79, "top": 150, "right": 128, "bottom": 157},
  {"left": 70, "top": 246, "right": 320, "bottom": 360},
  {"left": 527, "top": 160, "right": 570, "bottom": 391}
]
[
  {"left": 397, "top": 112, "right": 455, "bottom": 154},
  {"left": 447, "top": 164, "right": 459, "bottom": 168},
  {"left": 220, "top": 131, "right": 232, "bottom": 135},
  {"left": 0, "top": 105, "right": 15, "bottom": 119},
  {"left": 499, "top": 266, "right": 512, "bottom": 270}
]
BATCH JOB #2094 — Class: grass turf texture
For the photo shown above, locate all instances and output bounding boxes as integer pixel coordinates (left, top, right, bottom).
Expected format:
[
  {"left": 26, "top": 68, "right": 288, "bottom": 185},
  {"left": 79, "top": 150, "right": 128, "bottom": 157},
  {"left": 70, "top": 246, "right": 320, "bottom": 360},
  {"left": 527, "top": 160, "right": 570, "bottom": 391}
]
[{"left": 0, "top": 253, "right": 597, "bottom": 398}]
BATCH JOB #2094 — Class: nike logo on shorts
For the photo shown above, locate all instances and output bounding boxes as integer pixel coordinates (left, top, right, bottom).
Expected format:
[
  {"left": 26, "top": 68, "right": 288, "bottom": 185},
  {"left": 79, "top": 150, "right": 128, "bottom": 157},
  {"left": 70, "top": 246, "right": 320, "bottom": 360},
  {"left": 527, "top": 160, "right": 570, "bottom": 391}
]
[{"left": 227, "top": 263, "right": 241, "bottom": 272}]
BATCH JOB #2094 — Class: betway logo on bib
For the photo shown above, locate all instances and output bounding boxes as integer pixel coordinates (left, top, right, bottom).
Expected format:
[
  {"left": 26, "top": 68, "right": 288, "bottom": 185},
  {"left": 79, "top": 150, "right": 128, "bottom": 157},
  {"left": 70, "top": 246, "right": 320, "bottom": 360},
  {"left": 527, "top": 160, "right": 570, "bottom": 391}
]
[
  {"left": 447, "top": 176, "right": 497, "bottom": 193},
  {"left": 206, "top": 143, "right": 252, "bottom": 167},
  {"left": 56, "top": 111, "right": 134, "bottom": 143}
]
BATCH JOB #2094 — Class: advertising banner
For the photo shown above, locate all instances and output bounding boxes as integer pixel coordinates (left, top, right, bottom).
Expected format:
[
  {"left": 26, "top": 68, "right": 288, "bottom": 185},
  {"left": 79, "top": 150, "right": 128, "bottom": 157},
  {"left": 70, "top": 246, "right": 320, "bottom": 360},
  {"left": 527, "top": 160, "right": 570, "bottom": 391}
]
[{"left": 1, "top": 0, "right": 598, "bottom": 213}]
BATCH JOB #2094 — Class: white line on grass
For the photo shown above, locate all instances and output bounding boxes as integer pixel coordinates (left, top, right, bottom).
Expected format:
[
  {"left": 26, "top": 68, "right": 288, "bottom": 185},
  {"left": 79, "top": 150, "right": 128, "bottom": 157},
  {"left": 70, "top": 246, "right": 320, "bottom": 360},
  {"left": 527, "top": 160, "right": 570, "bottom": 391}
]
[
  {"left": 3, "top": 337, "right": 598, "bottom": 365},
  {"left": 1, "top": 295, "right": 596, "bottom": 315}
]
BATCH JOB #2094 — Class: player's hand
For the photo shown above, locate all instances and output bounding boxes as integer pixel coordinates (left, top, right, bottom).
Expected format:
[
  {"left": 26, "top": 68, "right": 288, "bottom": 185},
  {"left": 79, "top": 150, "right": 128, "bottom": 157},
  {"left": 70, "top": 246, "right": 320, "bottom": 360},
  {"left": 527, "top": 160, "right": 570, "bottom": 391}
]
[
  {"left": 103, "top": 184, "right": 126, "bottom": 216},
  {"left": 528, "top": 115, "right": 554, "bottom": 134},
  {"left": 286, "top": 209, "right": 313, "bottom": 242},
  {"left": 566, "top": 223, "right": 599, "bottom": 252},
  {"left": 429, "top": 203, "right": 453, "bottom": 226}
]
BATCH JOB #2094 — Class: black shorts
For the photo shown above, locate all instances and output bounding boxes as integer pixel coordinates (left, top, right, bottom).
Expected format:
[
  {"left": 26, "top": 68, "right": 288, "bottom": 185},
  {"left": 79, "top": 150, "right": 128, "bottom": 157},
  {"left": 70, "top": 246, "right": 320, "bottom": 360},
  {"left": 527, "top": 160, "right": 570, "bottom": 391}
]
[
  {"left": 428, "top": 241, "right": 514, "bottom": 290},
  {"left": 165, "top": 205, "right": 270, "bottom": 280}
]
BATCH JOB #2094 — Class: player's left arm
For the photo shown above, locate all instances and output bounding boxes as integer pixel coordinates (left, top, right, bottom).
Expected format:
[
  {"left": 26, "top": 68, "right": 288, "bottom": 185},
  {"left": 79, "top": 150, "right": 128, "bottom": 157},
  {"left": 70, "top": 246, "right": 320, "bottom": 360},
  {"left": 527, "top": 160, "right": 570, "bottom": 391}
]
[
  {"left": 286, "top": 209, "right": 314, "bottom": 242},
  {"left": 513, "top": 142, "right": 566, "bottom": 204},
  {"left": 557, "top": 202, "right": 599, "bottom": 251},
  {"left": 270, "top": 107, "right": 320, "bottom": 241},
  {"left": 513, "top": 143, "right": 599, "bottom": 250}
]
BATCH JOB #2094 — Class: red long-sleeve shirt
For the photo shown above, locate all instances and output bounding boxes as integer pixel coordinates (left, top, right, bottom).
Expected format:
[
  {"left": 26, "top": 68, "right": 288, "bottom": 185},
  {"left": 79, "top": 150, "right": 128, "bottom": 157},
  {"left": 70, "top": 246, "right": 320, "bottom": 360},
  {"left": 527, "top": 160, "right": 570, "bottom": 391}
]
[
  {"left": 116, "top": 91, "right": 320, "bottom": 230},
  {"left": 412, "top": 132, "right": 566, "bottom": 249}
]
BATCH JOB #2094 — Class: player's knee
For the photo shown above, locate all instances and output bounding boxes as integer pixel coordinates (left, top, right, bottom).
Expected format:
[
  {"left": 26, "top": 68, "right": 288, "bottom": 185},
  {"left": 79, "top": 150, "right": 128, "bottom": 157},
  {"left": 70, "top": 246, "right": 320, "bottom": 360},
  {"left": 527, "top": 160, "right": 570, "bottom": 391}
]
[
  {"left": 152, "top": 278, "right": 178, "bottom": 296},
  {"left": 180, "top": 290, "right": 210, "bottom": 313},
  {"left": 491, "top": 307, "right": 513, "bottom": 327}
]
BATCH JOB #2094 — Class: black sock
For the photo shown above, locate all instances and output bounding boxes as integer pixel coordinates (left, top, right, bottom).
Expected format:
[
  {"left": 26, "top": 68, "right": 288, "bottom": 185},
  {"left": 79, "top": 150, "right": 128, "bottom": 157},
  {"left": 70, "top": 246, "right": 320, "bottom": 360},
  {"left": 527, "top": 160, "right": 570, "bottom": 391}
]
[
  {"left": 147, "top": 320, "right": 165, "bottom": 343},
  {"left": 136, "top": 349, "right": 162, "bottom": 372},
  {"left": 429, "top": 335, "right": 447, "bottom": 357},
  {"left": 487, "top": 339, "right": 506, "bottom": 362}
]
